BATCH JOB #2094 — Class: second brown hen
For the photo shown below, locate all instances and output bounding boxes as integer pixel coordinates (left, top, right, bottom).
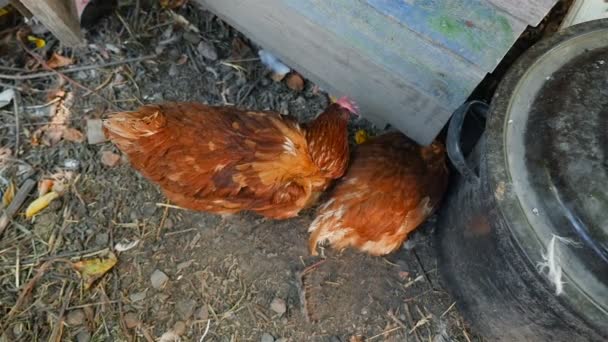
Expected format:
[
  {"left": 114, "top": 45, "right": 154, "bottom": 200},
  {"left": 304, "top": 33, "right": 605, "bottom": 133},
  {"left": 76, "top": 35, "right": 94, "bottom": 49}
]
[
  {"left": 103, "top": 99, "right": 357, "bottom": 219},
  {"left": 308, "top": 132, "right": 448, "bottom": 255}
]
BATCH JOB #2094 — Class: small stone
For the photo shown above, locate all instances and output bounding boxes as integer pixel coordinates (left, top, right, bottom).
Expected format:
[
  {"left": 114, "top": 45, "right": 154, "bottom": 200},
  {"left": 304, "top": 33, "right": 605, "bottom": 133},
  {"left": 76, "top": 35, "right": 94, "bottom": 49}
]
[
  {"left": 285, "top": 73, "right": 305, "bottom": 92},
  {"left": 173, "top": 321, "right": 186, "bottom": 336},
  {"left": 169, "top": 64, "right": 178, "bottom": 77},
  {"left": 176, "top": 299, "right": 197, "bottom": 320},
  {"left": 197, "top": 41, "right": 218, "bottom": 61},
  {"left": 86, "top": 119, "right": 107, "bottom": 144},
  {"left": 76, "top": 331, "right": 91, "bottom": 342},
  {"left": 95, "top": 232, "right": 109, "bottom": 246},
  {"left": 66, "top": 309, "right": 86, "bottom": 326},
  {"left": 183, "top": 32, "right": 201, "bottom": 44},
  {"left": 275, "top": 339, "right": 288, "bottom": 342},
  {"left": 195, "top": 305, "right": 209, "bottom": 320},
  {"left": 270, "top": 298, "right": 286, "bottom": 315},
  {"left": 101, "top": 151, "right": 121, "bottom": 167},
  {"left": 150, "top": 269, "right": 169, "bottom": 289},
  {"left": 129, "top": 291, "right": 147, "bottom": 302},
  {"left": 261, "top": 333, "right": 274, "bottom": 342},
  {"left": 124, "top": 312, "right": 139, "bottom": 329},
  {"left": 141, "top": 202, "right": 157, "bottom": 216},
  {"left": 12, "top": 322, "right": 24, "bottom": 337}
]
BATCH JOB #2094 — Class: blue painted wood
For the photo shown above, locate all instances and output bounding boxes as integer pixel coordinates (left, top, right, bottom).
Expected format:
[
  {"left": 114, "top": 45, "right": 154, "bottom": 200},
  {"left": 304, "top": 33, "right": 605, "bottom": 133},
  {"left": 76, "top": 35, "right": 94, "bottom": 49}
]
[
  {"left": 284, "top": 0, "right": 484, "bottom": 109},
  {"left": 365, "top": 0, "right": 525, "bottom": 67},
  {"left": 197, "top": 0, "right": 558, "bottom": 143}
]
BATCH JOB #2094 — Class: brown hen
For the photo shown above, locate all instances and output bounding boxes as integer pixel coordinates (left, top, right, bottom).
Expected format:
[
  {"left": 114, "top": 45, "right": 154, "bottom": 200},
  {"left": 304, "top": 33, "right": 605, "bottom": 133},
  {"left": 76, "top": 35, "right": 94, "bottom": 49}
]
[
  {"left": 103, "top": 99, "right": 357, "bottom": 219},
  {"left": 308, "top": 132, "right": 448, "bottom": 255}
]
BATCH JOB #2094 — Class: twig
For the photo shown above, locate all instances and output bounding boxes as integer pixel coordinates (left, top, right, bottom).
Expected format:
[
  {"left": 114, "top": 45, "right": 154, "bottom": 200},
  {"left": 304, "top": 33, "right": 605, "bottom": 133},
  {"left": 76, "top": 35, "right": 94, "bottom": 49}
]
[
  {"left": 0, "top": 55, "right": 156, "bottom": 80},
  {"left": 367, "top": 326, "right": 404, "bottom": 341},
  {"left": 156, "top": 202, "right": 188, "bottom": 210},
  {"left": 0, "top": 258, "right": 71, "bottom": 332},
  {"left": 12, "top": 90, "right": 19, "bottom": 156},
  {"left": 0, "top": 247, "right": 109, "bottom": 268},
  {"left": 441, "top": 302, "right": 457, "bottom": 317},
  {"left": 237, "top": 72, "right": 267, "bottom": 106},
  {"left": 156, "top": 200, "right": 170, "bottom": 240},
  {"left": 0, "top": 179, "right": 36, "bottom": 236},
  {"left": 49, "top": 283, "right": 74, "bottom": 342},
  {"left": 387, "top": 310, "right": 408, "bottom": 330},
  {"left": 412, "top": 248, "right": 435, "bottom": 290},
  {"left": 199, "top": 319, "right": 211, "bottom": 342}
]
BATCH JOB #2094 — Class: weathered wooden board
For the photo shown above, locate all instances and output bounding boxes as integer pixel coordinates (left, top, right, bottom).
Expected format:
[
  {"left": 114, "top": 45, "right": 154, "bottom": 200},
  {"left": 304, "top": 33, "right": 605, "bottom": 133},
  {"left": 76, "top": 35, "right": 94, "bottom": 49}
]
[
  {"left": 363, "top": 0, "right": 527, "bottom": 69},
  {"left": 283, "top": 0, "right": 485, "bottom": 109},
  {"left": 488, "top": 0, "right": 557, "bottom": 26},
  {"left": 19, "top": 0, "right": 83, "bottom": 46},
  {"left": 196, "top": 0, "right": 558, "bottom": 144}
]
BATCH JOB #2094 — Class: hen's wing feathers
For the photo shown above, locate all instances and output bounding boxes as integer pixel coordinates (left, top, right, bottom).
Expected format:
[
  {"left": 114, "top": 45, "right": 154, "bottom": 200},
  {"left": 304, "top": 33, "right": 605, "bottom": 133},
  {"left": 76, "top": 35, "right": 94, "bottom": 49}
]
[
  {"left": 309, "top": 133, "right": 447, "bottom": 255},
  {"left": 104, "top": 103, "right": 319, "bottom": 213}
]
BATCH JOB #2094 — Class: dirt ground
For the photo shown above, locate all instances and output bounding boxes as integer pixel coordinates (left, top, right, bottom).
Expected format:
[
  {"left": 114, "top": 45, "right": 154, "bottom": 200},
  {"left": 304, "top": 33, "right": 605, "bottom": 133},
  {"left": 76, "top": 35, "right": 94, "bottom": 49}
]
[{"left": 1, "top": 1, "right": 567, "bottom": 341}]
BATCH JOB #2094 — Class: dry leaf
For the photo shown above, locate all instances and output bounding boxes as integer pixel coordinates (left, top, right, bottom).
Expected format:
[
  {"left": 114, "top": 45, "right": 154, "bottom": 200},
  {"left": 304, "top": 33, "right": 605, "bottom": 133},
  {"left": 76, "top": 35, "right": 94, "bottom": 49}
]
[
  {"left": 354, "top": 129, "right": 369, "bottom": 144},
  {"left": 72, "top": 252, "right": 118, "bottom": 289},
  {"left": 25, "top": 191, "right": 59, "bottom": 218},
  {"left": 286, "top": 73, "right": 305, "bottom": 92},
  {"left": 101, "top": 151, "right": 121, "bottom": 167},
  {"left": 38, "top": 179, "right": 54, "bottom": 197},
  {"left": 63, "top": 128, "right": 84, "bottom": 142},
  {"left": 46, "top": 52, "right": 74, "bottom": 69},
  {"left": 2, "top": 179, "right": 15, "bottom": 207}
]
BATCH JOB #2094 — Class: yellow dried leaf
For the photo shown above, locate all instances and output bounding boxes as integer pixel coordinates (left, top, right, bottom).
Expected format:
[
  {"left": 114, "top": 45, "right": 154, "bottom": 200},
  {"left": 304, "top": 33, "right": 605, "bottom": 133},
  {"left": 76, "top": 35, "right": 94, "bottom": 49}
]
[
  {"left": 354, "top": 129, "right": 369, "bottom": 145},
  {"left": 2, "top": 180, "right": 15, "bottom": 207},
  {"left": 27, "top": 35, "right": 46, "bottom": 49},
  {"left": 72, "top": 252, "right": 117, "bottom": 289},
  {"left": 25, "top": 191, "right": 59, "bottom": 218}
]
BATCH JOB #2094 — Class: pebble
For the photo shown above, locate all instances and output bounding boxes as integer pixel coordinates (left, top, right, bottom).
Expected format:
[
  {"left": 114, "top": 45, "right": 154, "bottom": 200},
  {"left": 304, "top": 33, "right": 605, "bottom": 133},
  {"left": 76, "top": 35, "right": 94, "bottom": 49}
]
[
  {"left": 176, "top": 298, "right": 197, "bottom": 320},
  {"left": 124, "top": 312, "right": 139, "bottom": 329},
  {"left": 66, "top": 309, "right": 86, "bottom": 326},
  {"left": 270, "top": 298, "right": 286, "bottom": 315},
  {"left": 150, "top": 269, "right": 169, "bottom": 289},
  {"left": 275, "top": 338, "right": 288, "bottom": 342},
  {"left": 141, "top": 202, "right": 157, "bottom": 217},
  {"left": 261, "top": 333, "right": 274, "bottom": 342},
  {"left": 197, "top": 41, "right": 218, "bottom": 61},
  {"left": 76, "top": 331, "right": 91, "bottom": 342},
  {"left": 196, "top": 305, "right": 209, "bottom": 321},
  {"left": 173, "top": 321, "right": 186, "bottom": 336},
  {"left": 95, "top": 232, "right": 109, "bottom": 246},
  {"left": 183, "top": 32, "right": 201, "bottom": 44},
  {"left": 129, "top": 291, "right": 147, "bottom": 302}
]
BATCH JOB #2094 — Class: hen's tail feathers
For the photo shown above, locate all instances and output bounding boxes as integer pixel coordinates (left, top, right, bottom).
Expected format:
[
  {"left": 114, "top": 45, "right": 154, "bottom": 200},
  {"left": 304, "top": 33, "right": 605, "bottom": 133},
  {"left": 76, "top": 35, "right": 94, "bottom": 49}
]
[{"left": 103, "top": 107, "right": 167, "bottom": 141}]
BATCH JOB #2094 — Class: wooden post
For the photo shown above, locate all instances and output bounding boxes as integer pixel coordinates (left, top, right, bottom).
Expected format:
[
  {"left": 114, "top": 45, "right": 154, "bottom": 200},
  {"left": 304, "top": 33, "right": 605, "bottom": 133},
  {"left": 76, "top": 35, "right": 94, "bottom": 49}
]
[{"left": 18, "top": 0, "right": 83, "bottom": 46}]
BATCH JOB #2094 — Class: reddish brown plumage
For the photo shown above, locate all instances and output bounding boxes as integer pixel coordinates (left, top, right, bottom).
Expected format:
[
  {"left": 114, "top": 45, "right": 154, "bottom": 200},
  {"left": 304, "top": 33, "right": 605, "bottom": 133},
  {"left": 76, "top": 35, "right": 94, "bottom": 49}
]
[
  {"left": 308, "top": 132, "right": 449, "bottom": 255},
  {"left": 103, "top": 102, "right": 353, "bottom": 219}
]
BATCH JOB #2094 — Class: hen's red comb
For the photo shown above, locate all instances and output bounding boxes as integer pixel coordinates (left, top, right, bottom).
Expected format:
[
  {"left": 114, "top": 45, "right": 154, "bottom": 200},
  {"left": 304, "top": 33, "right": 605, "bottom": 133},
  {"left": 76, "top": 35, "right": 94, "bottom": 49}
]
[{"left": 335, "top": 96, "right": 359, "bottom": 115}]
